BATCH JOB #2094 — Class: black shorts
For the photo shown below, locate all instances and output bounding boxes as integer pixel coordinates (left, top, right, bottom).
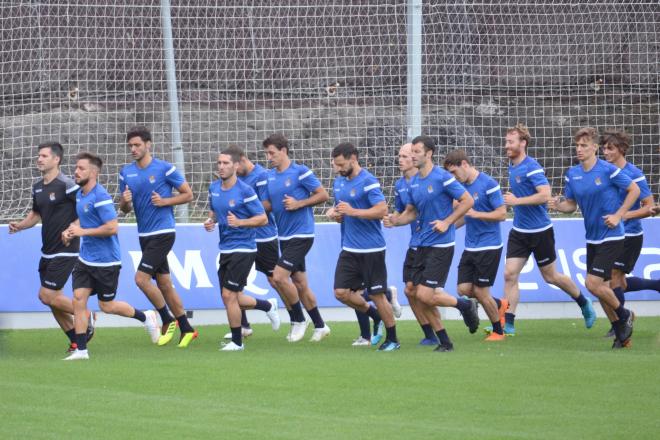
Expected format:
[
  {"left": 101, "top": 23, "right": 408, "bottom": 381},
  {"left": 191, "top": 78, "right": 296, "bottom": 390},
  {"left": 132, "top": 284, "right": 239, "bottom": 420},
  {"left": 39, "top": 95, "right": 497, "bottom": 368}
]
[
  {"left": 138, "top": 233, "right": 175, "bottom": 276},
  {"left": 256, "top": 239, "right": 279, "bottom": 277},
  {"left": 278, "top": 237, "right": 313, "bottom": 273},
  {"left": 586, "top": 240, "right": 624, "bottom": 281},
  {"left": 402, "top": 247, "right": 417, "bottom": 284},
  {"left": 334, "top": 250, "right": 387, "bottom": 295},
  {"left": 457, "top": 247, "right": 503, "bottom": 288},
  {"left": 506, "top": 227, "right": 556, "bottom": 267},
  {"left": 38, "top": 256, "right": 77, "bottom": 290},
  {"left": 72, "top": 261, "right": 121, "bottom": 301},
  {"left": 218, "top": 252, "right": 256, "bottom": 293},
  {"left": 411, "top": 246, "right": 454, "bottom": 289},
  {"left": 613, "top": 235, "right": 643, "bottom": 274}
]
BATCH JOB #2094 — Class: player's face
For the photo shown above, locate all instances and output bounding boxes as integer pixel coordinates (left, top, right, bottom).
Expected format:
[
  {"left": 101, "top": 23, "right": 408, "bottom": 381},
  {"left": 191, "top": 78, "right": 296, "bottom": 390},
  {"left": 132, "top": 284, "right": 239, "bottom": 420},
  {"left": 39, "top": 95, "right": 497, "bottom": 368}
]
[
  {"left": 333, "top": 155, "right": 355, "bottom": 177},
  {"left": 36, "top": 148, "right": 59, "bottom": 174},
  {"left": 217, "top": 154, "right": 237, "bottom": 180},
  {"left": 264, "top": 145, "right": 286, "bottom": 168},
  {"left": 74, "top": 159, "right": 96, "bottom": 187},
  {"left": 505, "top": 132, "right": 525, "bottom": 160},
  {"left": 411, "top": 142, "right": 429, "bottom": 168},
  {"left": 128, "top": 136, "right": 150, "bottom": 161},
  {"left": 601, "top": 143, "right": 623, "bottom": 163},
  {"left": 445, "top": 162, "right": 469, "bottom": 183},
  {"left": 575, "top": 137, "right": 597, "bottom": 162},
  {"left": 398, "top": 147, "right": 414, "bottom": 172}
]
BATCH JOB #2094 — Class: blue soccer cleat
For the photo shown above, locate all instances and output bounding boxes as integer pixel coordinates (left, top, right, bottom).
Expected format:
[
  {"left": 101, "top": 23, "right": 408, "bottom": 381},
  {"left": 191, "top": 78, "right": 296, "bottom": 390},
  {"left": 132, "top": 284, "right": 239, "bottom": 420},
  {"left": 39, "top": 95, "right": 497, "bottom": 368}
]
[
  {"left": 580, "top": 297, "right": 596, "bottom": 329},
  {"left": 377, "top": 340, "right": 401, "bottom": 352}
]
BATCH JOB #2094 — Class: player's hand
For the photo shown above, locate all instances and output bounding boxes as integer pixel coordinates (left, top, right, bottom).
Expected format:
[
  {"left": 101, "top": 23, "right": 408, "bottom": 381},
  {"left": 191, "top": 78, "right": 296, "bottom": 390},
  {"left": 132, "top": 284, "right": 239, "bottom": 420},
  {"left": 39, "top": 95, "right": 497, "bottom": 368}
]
[
  {"left": 603, "top": 213, "right": 622, "bottom": 228},
  {"left": 335, "top": 201, "right": 355, "bottom": 217},
  {"left": 8, "top": 221, "right": 21, "bottom": 234},
  {"left": 547, "top": 196, "right": 560, "bottom": 211},
  {"left": 465, "top": 208, "right": 478, "bottom": 219},
  {"left": 151, "top": 191, "right": 167, "bottom": 207},
  {"left": 283, "top": 195, "right": 300, "bottom": 211},
  {"left": 203, "top": 217, "right": 215, "bottom": 232},
  {"left": 503, "top": 192, "right": 518, "bottom": 206},
  {"left": 122, "top": 185, "right": 133, "bottom": 204},
  {"left": 325, "top": 207, "right": 343, "bottom": 223},
  {"left": 382, "top": 213, "right": 395, "bottom": 228},
  {"left": 66, "top": 222, "right": 85, "bottom": 238},
  {"left": 227, "top": 211, "right": 241, "bottom": 228},
  {"left": 652, "top": 205, "right": 660, "bottom": 216},
  {"left": 61, "top": 229, "right": 71, "bottom": 246},
  {"left": 430, "top": 219, "right": 450, "bottom": 233}
]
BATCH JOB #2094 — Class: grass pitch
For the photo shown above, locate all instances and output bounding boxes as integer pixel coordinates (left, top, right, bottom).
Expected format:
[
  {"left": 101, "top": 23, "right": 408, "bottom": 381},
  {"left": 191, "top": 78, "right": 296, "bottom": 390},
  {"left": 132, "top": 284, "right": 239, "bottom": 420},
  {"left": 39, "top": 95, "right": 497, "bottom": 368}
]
[{"left": 1, "top": 317, "right": 660, "bottom": 439}]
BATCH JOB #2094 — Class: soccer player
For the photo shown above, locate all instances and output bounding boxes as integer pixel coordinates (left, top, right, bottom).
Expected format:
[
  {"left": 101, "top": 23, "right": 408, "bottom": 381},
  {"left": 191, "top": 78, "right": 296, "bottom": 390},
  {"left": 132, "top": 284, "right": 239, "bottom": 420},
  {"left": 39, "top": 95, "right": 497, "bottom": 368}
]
[
  {"left": 9, "top": 142, "right": 94, "bottom": 352},
  {"left": 119, "top": 126, "right": 197, "bottom": 348},
  {"left": 261, "top": 133, "right": 331, "bottom": 342},
  {"left": 204, "top": 149, "right": 281, "bottom": 351},
  {"left": 549, "top": 127, "right": 639, "bottom": 348},
  {"left": 443, "top": 149, "right": 508, "bottom": 341},
  {"left": 387, "top": 135, "right": 479, "bottom": 352},
  {"left": 62, "top": 152, "right": 160, "bottom": 361},
  {"left": 326, "top": 142, "right": 399, "bottom": 351},
  {"left": 500, "top": 123, "right": 595, "bottom": 335}
]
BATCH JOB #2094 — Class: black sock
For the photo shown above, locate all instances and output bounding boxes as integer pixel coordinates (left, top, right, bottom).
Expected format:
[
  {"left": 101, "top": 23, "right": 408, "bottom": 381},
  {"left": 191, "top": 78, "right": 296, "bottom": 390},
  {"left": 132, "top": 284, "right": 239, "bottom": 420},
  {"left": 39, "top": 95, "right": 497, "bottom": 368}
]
[
  {"left": 254, "top": 299, "right": 271, "bottom": 312},
  {"left": 133, "top": 309, "right": 146, "bottom": 323},
  {"left": 385, "top": 325, "right": 397, "bottom": 342},
  {"left": 290, "top": 301, "right": 305, "bottom": 323},
  {"left": 176, "top": 314, "right": 194, "bottom": 333},
  {"left": 157, "top": 306, "right": 173, "bottom": 325},
  {"left": 230, "top": 326, "right": 242, "bottom": 346},
  {"left": 365, "top": 305, "right": 381, "bottom": 323},
  {"left": 615, "top": 304, "right": 629, "bottom": 321},
  {"left": 75, "top": 333, "right": 87, "bottom": 351},
  {"left": 372, "top": 316, "right": 382, "bottom": 335},
  {"left": 306, "top": 307, "right": 325, "bottom": 328},
  {"left": 505, "top": 312, "right": 515, "bottom": 326},
  {"left": 286, "top": 308, "right": 295, "bottom": 322},
  {"left": 613, "top": 287, "right": 625, "bottom": 307},
  {"left": 573, "top": 293, "right": 588, "bottom": 308},
  {"left": 421, "top": 324, "right": 436, "bottom": 340},
  {"left": 625, "top": 277, "right": 660, "bottom": 293},
  {"left": 356, "top": 310, "right": 371, "bottom": 339},
  {"left": 241, "top": 310, "right": 250, "bottom": 328},
  {"left": 65, "top": 329, "right": 76, "bottom": 343},
  {"left": 493, "top": 297, "right": 502, "bottom": 309},
  {"left": 492, "top": 321, "right": 503, "bottom": 335},
  {"left": 454, "top": 297, "right": 471, "bottom": 313},
  {"left": 435, "top": 329, "right": 452, "bottom": 347}
]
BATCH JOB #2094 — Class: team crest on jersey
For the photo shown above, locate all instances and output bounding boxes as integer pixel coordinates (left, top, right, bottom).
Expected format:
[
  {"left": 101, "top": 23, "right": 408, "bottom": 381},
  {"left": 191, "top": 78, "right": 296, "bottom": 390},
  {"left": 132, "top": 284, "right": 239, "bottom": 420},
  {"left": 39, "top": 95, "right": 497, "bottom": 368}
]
[
  {"left": 595, "top": 177, "right": 602, "bottom": 186},
  {"left": 83, "top": 203, "right": 90, "bottom": 213},
  {"left": 49, "top": 192, "right": 56, "bottom": 201},
  {"left": 515, "top": 176, "right": 521, "bottom": 183},
  {"left": 229, "top": 199, "right": 236, "bottom": 207},
  {"left": 350, "top": 188, "right": 356, "bottom": 197},
  {"left": 473, "top": 192, "right": 479, "bottom": 200},
  {"left": 149, "top": 175, "right": 156, "bottom": 184},
  {"left": 285, "top": 178, "right": 292, "bottom": 187},
  {"left": 427, "top": 184, "right": 434, "bottom": 193}
]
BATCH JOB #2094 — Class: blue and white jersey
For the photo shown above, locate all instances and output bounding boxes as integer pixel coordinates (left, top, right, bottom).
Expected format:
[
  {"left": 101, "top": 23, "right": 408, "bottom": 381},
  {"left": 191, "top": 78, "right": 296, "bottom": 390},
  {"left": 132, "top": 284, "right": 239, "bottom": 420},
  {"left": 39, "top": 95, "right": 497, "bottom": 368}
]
[
  {"left": 617, "top": 162, "right": 652, "bottom": 236},
  {"left": 333, "top": 169, "right": 386, "bottom": 253},
  {"left": 265, "top": 162, "right": 321, "bottom": 240},
  {"left": 208, "top": 179, "right": 265, "bottom": 253},
  {"left": 564, "top": 159, "right": 633, "bottom": 244},
  {"left": 407, "top": 166, "right": 467, "bottom": 247},
  {"left": 394, "top": 175, "right": 420, "bottom": 248},
  {"left": 119, "top": 158, "right": 186, "bottom": 237},
  {"left": 239, "top": 163, "right": 278, "bottom": 242},
  {"left": 461, "top": 172, "right": 504, "bottom": 251},
  {"left": 76, "top": 183, "right": 121, "bottom": 266},
  {"left": 509, "top": 156, "right": 552, "bottom": 233}
]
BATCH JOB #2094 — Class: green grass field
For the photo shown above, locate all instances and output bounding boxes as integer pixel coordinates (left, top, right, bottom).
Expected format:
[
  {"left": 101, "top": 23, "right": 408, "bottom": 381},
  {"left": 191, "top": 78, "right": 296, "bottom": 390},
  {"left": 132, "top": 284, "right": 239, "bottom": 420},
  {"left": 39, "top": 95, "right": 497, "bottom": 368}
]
[{"left": 2, "top": 317, "right": 660, "bottom": 439}]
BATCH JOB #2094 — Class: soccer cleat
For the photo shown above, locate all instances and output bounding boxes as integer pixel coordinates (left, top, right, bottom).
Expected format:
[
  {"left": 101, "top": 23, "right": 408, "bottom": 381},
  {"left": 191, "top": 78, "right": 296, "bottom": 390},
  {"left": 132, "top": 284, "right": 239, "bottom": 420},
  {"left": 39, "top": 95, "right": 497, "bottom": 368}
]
[
  {"left": 503, "top": 323, "right": 516, "bottom": 336},
  {"left": 266, "top": 298, "right": 281, "bottom": 331},
  {"left": 497, "top": 298, "right": 509, "bottom": 326},
  {"left": 220, "top": 341, "right": 244, "bottom": 351},
  {"left": 389, "top": 286, "right": 403, "bottom": 319},
  {"left": 86, "top": 311, "right": 97, "bottom": 343},
  {"left": 352, "top": 336, "right": 371, "bottom": 346},
  {"left": 310, "top": 324, "right": 331, "bottom": 342},
  {"left": 177, "top": 330, "right": 198, "bottom": 348},
  {"left": 157, "top": 320, "right": 178, "bottom": 346},
  {"left": 485, "top": 332, "right": 506, "bottom": 342},
  {"left": 580, "top": 297, "right": 596, "bottom": 329},
  {"left": 224, "top": 327, "right": 253, "bottom": 340},
  {"left": 603, "top": 326, "right": 616, "bottom": 338},
  {"left": 460, "top": 298, "right": 480, "bottom": 334},
  {"left": 433, "top": 343, "right": 454, "bottom": 352},
  {"left": 63, "top": 349, "right": 89, "bottom": 361},
  {"left": 615, "top": 310, "right": 635, "bottom": 347},
  {"left": 371, "top": 321, "right": 385, "bottom": 346},
  {"left": 612, "top": 338, "right": 632, "bottom": 349},
  {"left": 289, "top": 320, "right": 310, "bottom": 342},
  {"left": 143, "top": 310, "right": 161, "bottom": 344},
  {"left": 419, "top": 337, "right": 439, "bottom": 346},
  {"left": 377, "top": 340, "right": 401, "bottom": 351},
  {"left": 66, "top": 342, "right": 78, "bottom": 354}
]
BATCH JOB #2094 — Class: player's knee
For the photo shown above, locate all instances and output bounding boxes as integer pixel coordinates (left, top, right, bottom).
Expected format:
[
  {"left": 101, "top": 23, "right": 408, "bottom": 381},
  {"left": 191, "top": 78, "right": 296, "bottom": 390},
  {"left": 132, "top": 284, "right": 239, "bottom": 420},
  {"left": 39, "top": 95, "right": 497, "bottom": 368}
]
[
  {"left": 457, "top": 284, "right": 472, "bottom": 297},
  {"left": 98, "top": 300, "right": 114, "bottom": 313},
  {"left": 271, "top": 272, "right": 288, "bottom": 287},
  {"left": 134, "top": 272, "right": 152, "bottom": 290},
  {"left": 334, "top": 289, "right": 349, "bottom": 302},
  {"left": 38, "top": 290, "right": 55, "bottom": 305},
  {"left": 584, "top": 277, "right": 602, "bottom": 296},
  {"left": 404, "top": 284, "right": 416, "bottom": 299},
  {"left": 504, "top": 269, "right": 519, "bottom": 284}
]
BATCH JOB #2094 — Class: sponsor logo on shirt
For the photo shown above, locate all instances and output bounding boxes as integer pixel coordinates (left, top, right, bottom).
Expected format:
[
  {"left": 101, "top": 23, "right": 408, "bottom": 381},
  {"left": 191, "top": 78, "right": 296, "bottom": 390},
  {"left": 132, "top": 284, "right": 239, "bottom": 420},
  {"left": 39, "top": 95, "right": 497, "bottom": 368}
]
[
  {"left": 149, "top": 175, "right": 156, "bottom": 184},
  {"left": 211, "top": 192, "right": 220, "bottom": 197},
  {"left": 49, "top": 192, "right": 56, "bottom": 201},
  {"left": 595, "top": 177, "right": 602, "bottom": 186},
  {"left": 127, "top": 173, "right": 138, "bottom": 177},
  {"left": 35, "top": 188, "right": 43, "bottom": 193},
  {"left": 572, "top": 175, "right": 582, "bottom": 180}
]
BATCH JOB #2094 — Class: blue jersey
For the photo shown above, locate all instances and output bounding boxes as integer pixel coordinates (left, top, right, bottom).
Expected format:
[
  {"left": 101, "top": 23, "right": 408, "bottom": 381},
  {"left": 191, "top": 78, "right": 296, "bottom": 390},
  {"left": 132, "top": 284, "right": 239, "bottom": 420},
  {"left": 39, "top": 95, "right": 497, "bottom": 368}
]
[
  {"left": 76, "top": 183, "right": 121, "bottom": 266},
  {"left": 394, "top": 175, "right": 420, "bottom": 248},
  {"left": 564, "top": 159, "right": 633, "bottom": 244},
  {"left": 407, "top": 166, "right": 467, "bottom": 247},
  {"left": 509, "top": 156, "right": 552, "bottom": 233},
  {"left": 119, "top": 158, "right": 186, "bottom": 236},
  {"left": 461, "top": 172, "right": 504, "bottom": 250},
  {"left": 618, "top": 162, "right": 652, "bottom": 236},
  {"left": 208, "top": 179, "right": 265, "bottom": 253},
  {"left": 238, "top": 164, "right": 278, "bottom": 242},
  {"left": 333, "top": 169, "right": 386, "bottom": 252},
  {"left": 265, "top": 162, "right": 321, "bottom": 240}
]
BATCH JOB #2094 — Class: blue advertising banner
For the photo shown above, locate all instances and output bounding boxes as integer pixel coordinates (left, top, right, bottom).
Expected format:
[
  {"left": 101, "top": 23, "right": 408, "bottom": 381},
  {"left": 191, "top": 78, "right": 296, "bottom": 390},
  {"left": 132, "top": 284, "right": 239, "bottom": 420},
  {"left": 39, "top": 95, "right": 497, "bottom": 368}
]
[{"left": 1, "top": 219, "right": 658, "bottom": 312}]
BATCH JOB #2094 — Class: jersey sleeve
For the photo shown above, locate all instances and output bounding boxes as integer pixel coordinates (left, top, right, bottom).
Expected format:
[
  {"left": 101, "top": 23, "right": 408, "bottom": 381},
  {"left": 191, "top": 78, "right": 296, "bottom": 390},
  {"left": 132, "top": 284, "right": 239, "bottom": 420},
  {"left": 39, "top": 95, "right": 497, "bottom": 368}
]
[
  {"left": 394, "top": 187, "right": 407, "bottom": 213},
  {"left": 364, "top": 177, "right": 385, "bottom": 206},
  {"left": 298, "top": 165, "right": 322, "bottom": 193},
  {"left": 118, "top": 168, "right": 126, "bottom": 193},
  {"left": 164, "top": 163, "right": 186, "bottom": 189},
  {"left": 31, "top": 186, "right": 39, "bottom": 213},
  {"left": 486, "top": 182, "right": 504, "bottom": 208},
  {"left": 527, "top": 163, "right": 550, "bottom": 187},
  {"left": 631, "top": 170, "right": 652, "bottom": 200},
  {"left": 563, "top": 174, "right": 574, "bottom": 201},
  {"left": 64, "top": 176, "right": 80, "bottom": 202},
  {"left": 243, "top": 186, "right": 265, "bottom": 217},
  {"left": 609, "top": 165, "right": 633, "bottom": 191},
  {"left": 94, "top": 194, "right": 117, "bottom": 224},
  {"left": 444, "top": 176, "right": 468, "bottom": 200},
  {"left": 254, "top": 172, "right": 270, "bottom": 202}
]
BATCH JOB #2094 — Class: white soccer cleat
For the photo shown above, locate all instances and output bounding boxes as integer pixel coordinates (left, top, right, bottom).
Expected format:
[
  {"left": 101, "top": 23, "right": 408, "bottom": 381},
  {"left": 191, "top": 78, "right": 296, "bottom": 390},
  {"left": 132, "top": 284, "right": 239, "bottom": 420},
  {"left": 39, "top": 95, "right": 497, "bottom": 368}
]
[
  {"left": 220, "top": 341, "right": 244, "bottom": 351},
  {"left": 289, "top": 320, "right": 310, "bottom": 342},
  {"left": 352, "top": 336, "right": 371, "bottom": 346},
  {"left": 310, "top": 324, "right": 331, "bottom": 342},
  {"left": 223, "top": 327, "right": 253, "bottom": 339},
  {"left": 389, "top": 285, "right": 402, "bottom": 319},
  {"left": 143, "top": 310, "right": 161, "bottom": 343},
  {"left": 63, "top": 349, "right": 89, "bottom": 361},
  {"left": 266, "top": 298, "right": 281, "bottom": 331},
  {"left": 286, "top": 324, "right": 293, "bottom": 342}
]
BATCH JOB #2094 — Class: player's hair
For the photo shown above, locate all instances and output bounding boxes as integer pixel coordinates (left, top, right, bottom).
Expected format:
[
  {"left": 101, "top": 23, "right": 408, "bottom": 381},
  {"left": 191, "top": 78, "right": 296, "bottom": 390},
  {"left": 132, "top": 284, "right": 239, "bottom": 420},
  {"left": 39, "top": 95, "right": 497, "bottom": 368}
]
[
  {"left": 443, "top": 149, "right": 472, "bottom": 168},
  {"left": 574, "top": 127, "right": 599, "bottom": 145},
  {"left": 506, "top": 123, "right": 531, "bottom": 148},
  {"left": 38, "top": 142, "right": 64, "bottom": 164},
  {"left": 224, "top": 145, "right": 247, "bottom": 159},
  {"left": 126, "top": 125, "right": 152, "bottom": 143},
  {"left": 76, "top": 151, "right": 103, "bottom": 170},
  {"left": 331, "top": 142, "right": 359, "bottom": 160},
  {"left": 262, "top": 133, "right": 289, "bottom": 155},
  {"left": 411, "top": 135, "right": 436, "bottom": 154},
  {"left": 600, "top": 129, "right": 631, "bottom": 155},
  {"left": 220, "top": 147, "right": 242, "bottom": 164}
]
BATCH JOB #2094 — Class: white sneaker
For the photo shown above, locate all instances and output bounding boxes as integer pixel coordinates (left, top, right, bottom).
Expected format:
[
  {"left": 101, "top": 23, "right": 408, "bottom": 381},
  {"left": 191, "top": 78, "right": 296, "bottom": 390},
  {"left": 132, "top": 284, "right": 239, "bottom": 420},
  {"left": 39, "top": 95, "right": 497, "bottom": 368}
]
[
  {"left": 286, "top": 324, "right": 293, "bottom": 342},
  {"left": 63, "top": 349, "right": 89, "bottom": 361},
  {"left": 220, "top": 341, "right": 244, "bottom": 351},
  {"left": 289, "top": 320, "right": 309, "bottom": 342},
  {"left": 310, "top": 324, "right": 331, "bottom": 342},
  {"left": 223, "top": 327, "right": 253, "bottom": 339},
  {"left": 389, "top": 285, "right": 402, "bottom": 319},
  {"left": 266, "top": 299, "right": 281, "bottom": 331},
  {"left": 143, "top": 310, "right": 161, "bottom": 343},
  {"left": 352, "top": 336, "right": 371, "bottom": 346}
]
